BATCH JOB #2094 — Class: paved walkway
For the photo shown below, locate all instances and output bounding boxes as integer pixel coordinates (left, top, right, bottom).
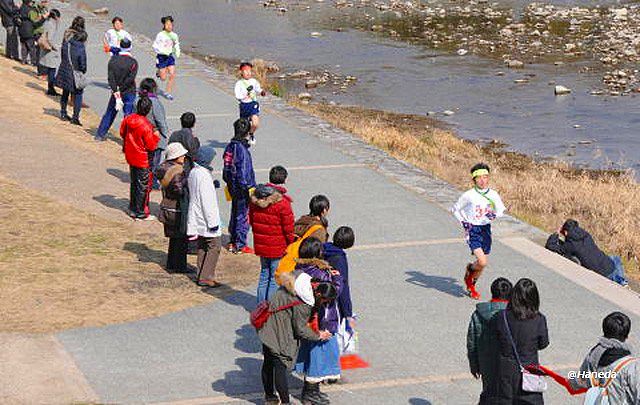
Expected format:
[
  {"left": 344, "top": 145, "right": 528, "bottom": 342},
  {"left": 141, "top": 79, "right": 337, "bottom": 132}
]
[{"left": 4, "top": 2, "right": 640, "bottom": 404}]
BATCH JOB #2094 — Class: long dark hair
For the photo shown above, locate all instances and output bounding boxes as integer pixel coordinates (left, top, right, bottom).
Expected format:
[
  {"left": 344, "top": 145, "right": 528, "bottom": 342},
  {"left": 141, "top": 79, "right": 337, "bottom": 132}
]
[{"left": 507, "top": 278, "right": 540, "bottom": 320}]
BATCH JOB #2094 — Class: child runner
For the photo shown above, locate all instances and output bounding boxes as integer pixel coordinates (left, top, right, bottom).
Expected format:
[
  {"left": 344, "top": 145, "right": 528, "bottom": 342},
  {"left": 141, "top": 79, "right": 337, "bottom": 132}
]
[
  {"left": 452, "top": 163, "right": 506, "bottom": 300},
  {"left": 234, "top": 62, "right": 266, "bottom": 145},
  {"left": 103, "top": 16, "right": 131, "bottom": 56},
  {"left": 152, "top": 16, "right": 180, "bottom": 101}
]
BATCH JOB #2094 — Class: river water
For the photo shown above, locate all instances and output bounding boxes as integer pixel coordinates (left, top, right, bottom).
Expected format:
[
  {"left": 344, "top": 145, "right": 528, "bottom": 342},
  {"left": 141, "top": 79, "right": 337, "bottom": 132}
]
[{"left": 81, "top": 0, "right": 640, "bottom": 175}]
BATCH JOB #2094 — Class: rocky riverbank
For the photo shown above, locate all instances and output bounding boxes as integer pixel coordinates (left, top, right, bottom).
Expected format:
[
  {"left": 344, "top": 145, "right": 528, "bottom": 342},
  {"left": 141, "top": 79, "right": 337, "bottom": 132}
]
[{"left": 263, "top": 0, "right": 640, "bottom": 95}]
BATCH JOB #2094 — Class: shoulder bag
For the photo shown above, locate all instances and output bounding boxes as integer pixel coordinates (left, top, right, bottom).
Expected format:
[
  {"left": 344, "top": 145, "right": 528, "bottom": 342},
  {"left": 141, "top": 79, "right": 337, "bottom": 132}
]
[{"left": 503, "top": 310, "right": 548, "bottom": 393}]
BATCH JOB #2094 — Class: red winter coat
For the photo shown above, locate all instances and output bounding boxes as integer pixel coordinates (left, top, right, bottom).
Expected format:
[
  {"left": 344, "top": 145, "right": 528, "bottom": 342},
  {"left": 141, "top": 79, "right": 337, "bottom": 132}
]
[
  {"left": 120, "top": 113, "right": 159, "bottom": 168},
  {"left": 249, "top": 184, "right": 295, "bottom": 258}
]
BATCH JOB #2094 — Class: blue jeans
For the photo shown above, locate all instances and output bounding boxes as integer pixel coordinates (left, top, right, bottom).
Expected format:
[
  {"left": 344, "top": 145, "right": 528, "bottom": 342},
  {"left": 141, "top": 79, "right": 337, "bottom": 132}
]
[
  {"left": 96, "top": 92, "right": 136, "bottom": 140},
  {"left": 257, "top": 257, "right": 280, "bottom": 303},
  {"left": 609, "top": 256, "right": 628, "bottom": 286}
]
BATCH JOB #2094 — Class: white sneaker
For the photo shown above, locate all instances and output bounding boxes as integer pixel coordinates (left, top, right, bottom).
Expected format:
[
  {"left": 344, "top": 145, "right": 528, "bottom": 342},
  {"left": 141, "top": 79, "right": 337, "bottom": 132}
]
[{"left": 135, "top": 214, "right": 158, "bottom": 222}]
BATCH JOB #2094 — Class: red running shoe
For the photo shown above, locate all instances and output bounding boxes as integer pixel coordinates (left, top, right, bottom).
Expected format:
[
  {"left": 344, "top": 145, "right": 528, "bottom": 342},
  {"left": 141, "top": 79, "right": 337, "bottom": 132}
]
[{"left": 239, "top": 246, "right": 255, "bottom": 255}]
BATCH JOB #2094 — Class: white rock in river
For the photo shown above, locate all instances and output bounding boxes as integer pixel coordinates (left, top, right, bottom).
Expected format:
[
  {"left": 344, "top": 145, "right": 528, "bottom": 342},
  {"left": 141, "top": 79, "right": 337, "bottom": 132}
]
[
  {"left": 443, "top": 110, "right": 455, "bottom": 116},
  {"left": 506, "top": 60, "right": 524, "bottom": 68},
  {"left": 457, "top": 49, "right": 468, "bottom": 56},
  {"left": 310, "top": 32, "right": 323, "bottom": 38},
  {"left": 298, "top": 92, "right": 313, "bottom": 101},
  {"left": 554, "top": 85, "right": 572, "bottom": 95},
  {"left": 93, "top": 7, "right": 109, "bottom": 14}
]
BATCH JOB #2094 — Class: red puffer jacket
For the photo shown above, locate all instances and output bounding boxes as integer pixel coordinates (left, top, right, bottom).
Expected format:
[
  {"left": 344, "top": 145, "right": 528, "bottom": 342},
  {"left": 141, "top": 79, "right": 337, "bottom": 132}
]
[
  {"left": 120, "top": 113, "right": 159, "bottom": 168},
  {"left": 249, "top": 184, "right": 295, "bottom": 258}
]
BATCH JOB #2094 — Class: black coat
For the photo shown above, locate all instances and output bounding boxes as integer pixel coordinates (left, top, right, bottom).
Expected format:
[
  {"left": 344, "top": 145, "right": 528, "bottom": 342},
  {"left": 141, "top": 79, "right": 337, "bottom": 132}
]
[
  {"left": 18, "top": 3, "right": 35, "bottom": 39},
  {"left": 545, "top": 223, "right": 613, "bottom": 277},
  {"left": 168, "top": 128, "right": 200, "bottom": 159},
  {"left": 0, "top": 0, "right": 18, "bottom": 28},
  {"left": 56, "top": 33, "right": 87, "bottom": 92},
  {"left": 493, "top": 309, "right": 549, "bottom": 405}
]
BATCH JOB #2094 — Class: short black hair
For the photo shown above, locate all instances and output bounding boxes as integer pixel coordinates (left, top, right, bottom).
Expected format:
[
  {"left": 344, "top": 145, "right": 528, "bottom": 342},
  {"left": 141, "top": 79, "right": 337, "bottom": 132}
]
[
  {"left": 314, "top": 282, "right": 337, "bottom": 302},
  {"left": 269, "top": 166, "right": 288, "bottom": 185},
  {"left": 561, "top": 219, "right": 579, "bottom": 234},
  {"left": 470, "top": 162, "right": 490, "bottom": 176},
  {"left": 332, "top": 226, "right": 355, "bottom": 250},
  {"left": 139, "top": 78, "right": 158, "bottom": 95},
  {"left": 603, "top": 312, "right": 631, "bottom": 342},
  {"left": 49, "top": 9, "right": 60, "bottom": 19},
  {"left": 161, "top": 16, "right": 174, "bottom": 25},
  {"left": 136, "top": 96, "right": 152, "bottom": 116},
  {"left": 298, "top": 237, "right": 323, "bottom": 259},
  {"left": 233, "top": 118, "right": 251, "bottom": 140},
  {"left": 508, "top": 278, "right": 540, "bottom": 320},
  {"left": 180, "top": 112, "right": 196, "bottom": 129},
  {"left": 112, "top": 16, "right": 123, "bottom": 24},
  {"left": 309, "top": 195, "right": 330, "bottom": 217},
  {"left": 239, "top": 62, "right": 253, "bottom": 70},
  {"left": 70, "top": 16, "right": 85, "bottom": 32},
  {"left": 490, "top": 277, "right": 512, "bottom": 300}
]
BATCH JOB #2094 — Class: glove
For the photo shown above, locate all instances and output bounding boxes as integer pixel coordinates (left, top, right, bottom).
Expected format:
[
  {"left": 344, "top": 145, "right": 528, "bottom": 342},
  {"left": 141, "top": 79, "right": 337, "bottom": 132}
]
[
  {"left": 260, "top": 90, "right": 267, "bottom": 97},
  {"left": 462, "top": 222, "right": 472, "bottom": 232},
  {"left": 486, "top": 211, "right": 497, "bottom": 221},
  {"left": 248, "top": 187, "right": 256, "bottom": 197},
  {"left": 115, "top": 94, "right": 124, "bottom": 112}
]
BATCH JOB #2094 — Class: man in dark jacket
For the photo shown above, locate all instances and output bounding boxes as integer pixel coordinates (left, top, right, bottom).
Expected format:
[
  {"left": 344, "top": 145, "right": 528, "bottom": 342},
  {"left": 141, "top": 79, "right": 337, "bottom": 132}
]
[
  {"left": 249, "top": 165, "right": 295, "bottom": 302},
  {"left": 168, "top": 111, "right": 200, "bottom": 162},
  {"left": 223, "top": 118, "right": 256, "bottom": 254},
  {"left": 0, "top": 0, "right": 20, "bottom": 60},
  {"left": 545, "top": 219, "right": 628, "bottom": 286},
  {"left": 96, "top": 38, "right": 138, "bottom": 141},
  {"left": 467, "top": 277, "right": 512, "bottom": 404},
  {"left": 18, "top": 0, "right": 38, "bottom": 65}
]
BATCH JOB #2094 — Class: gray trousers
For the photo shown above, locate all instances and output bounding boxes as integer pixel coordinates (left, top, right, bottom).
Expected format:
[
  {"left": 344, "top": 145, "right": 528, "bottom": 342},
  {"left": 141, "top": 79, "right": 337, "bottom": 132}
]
[{"left": 4, "top": 26, "right": 19, "bottom": 60}]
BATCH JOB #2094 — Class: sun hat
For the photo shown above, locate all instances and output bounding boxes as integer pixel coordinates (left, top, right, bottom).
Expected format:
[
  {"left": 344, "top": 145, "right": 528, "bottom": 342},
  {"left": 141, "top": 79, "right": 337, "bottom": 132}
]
[{"left": 165, "top": 142, "right": 188, "bottom": 161}]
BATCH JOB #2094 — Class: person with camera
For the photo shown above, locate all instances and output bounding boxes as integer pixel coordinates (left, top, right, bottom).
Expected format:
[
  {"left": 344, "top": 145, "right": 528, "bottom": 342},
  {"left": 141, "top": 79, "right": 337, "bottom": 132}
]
[{"left": 0, "top": 0, "right": 20, "bottom": 61}]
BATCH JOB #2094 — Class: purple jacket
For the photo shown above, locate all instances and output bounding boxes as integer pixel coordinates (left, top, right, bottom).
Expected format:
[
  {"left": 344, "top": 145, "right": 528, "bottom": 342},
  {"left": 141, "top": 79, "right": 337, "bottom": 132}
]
[{"left": 295, "top": 258, "right": 342, "bottom": 333}]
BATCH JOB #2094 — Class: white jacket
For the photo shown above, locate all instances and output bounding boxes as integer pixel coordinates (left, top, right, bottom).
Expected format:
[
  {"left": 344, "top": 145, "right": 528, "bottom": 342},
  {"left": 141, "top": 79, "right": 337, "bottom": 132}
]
[
  {"left": 187, "top": 164, "right": 221, "bottom": 238},
  {"left": 451, "top": 188, "right": 506, "bottom": 226}
]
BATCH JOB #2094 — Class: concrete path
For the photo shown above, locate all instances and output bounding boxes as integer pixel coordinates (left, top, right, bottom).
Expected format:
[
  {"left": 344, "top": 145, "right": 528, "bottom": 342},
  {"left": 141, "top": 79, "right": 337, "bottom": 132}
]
[{"left": 4, "top": 2, "right": 640, "bottom": 404}]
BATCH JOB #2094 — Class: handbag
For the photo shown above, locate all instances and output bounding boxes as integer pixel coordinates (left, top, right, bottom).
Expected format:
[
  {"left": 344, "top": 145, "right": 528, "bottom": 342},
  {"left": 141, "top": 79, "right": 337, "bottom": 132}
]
[
  {"left": 336, "top": 317, "right": 357, "bottom": 355},
  {"left": 250, "top": 300, "right": 302, "bottom": 330},
  {"left": 37, "top": 32, "right": 52, "bottom": 51},
  {"left": 66, "top": 41, "right": 88, "bottom": 90},
  {"left": 503, "top": 310, "right": 548, "bottom": 393}
]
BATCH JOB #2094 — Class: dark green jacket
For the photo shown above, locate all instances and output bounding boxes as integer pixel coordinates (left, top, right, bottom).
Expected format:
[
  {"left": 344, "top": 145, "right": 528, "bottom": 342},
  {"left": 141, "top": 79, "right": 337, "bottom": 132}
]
[
  {"left": 257, "top": 271, "right": 319, "bottom": 369},
  {"left": 467, "top": 300, "right": 508, "bottom": 403}
]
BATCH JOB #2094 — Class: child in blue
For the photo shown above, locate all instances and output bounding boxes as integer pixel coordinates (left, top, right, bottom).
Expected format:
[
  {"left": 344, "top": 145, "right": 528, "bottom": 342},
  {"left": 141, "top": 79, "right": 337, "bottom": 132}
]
[
  {"left": 222, "top": 118, "right": 256, "bottom": 255},
  {"left": 294, "top": 237, "right": 342, "bottom": 404},
  {"left": 451, "top": 163, "right": 506, "bottom": 300},
  {"left": 323, "top": 226, "right": 356, "bottom": 333}
]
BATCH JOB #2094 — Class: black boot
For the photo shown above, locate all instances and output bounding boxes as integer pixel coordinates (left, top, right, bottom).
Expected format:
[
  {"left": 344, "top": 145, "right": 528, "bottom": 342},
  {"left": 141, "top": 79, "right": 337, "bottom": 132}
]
[{"left": 301, "top": 382, "right": 329, "bottom": 405}]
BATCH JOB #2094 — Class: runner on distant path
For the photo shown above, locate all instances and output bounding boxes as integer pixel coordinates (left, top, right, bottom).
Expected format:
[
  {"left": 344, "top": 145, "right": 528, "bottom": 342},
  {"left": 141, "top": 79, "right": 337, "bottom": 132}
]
[{"left": 152, "top": 15, "right": 180, "bottom": 101}]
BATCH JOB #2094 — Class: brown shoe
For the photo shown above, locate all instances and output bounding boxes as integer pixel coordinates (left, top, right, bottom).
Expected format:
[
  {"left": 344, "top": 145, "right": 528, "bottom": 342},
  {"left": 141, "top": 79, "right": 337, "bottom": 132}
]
[{"left": 197, "top": 279, "right": 221, "bottom": 288}]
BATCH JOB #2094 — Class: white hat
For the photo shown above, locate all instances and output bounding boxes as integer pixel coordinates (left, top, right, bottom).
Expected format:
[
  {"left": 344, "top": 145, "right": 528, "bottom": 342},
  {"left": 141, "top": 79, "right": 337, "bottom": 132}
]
[
  {"left": 165, "top": 142, "right": 188, "bottom": 161},
  {"left": 294, "top": 273, "right": 315, "bottom": 306}
]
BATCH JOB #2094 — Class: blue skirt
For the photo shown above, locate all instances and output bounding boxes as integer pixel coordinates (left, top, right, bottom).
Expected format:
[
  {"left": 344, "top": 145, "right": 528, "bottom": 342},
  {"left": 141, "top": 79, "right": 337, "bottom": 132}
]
[{"left": 294, "top": 335, "right": 341, "bottom": 383}]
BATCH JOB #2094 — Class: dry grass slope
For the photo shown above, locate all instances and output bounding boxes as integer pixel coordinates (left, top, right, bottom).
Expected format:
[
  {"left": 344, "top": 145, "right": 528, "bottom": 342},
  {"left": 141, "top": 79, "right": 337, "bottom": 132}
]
[{"left": 293, "top": 102, "right": 640, "bottom": 277}]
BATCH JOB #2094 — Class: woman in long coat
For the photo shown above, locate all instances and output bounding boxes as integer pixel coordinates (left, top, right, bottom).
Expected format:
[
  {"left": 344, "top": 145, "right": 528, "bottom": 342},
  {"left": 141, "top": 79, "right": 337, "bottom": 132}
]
[
  {"left": 56, "top": 16, "right": 87, "bottom": 125},
  {"left": 38, "top": 8, "right": 62, "bottom": 96}
]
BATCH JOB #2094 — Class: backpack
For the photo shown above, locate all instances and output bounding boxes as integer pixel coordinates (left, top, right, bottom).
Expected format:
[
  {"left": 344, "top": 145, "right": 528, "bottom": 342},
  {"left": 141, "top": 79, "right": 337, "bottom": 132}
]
[
  {"left": 274, "top": 224, "right": 324, "bottom": 285},
  {"left": 250, "top": 300, "right": 302, "bottom": 330},
  {"left": 584, "top": 357, "right": 637, "bottom": 405}
]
